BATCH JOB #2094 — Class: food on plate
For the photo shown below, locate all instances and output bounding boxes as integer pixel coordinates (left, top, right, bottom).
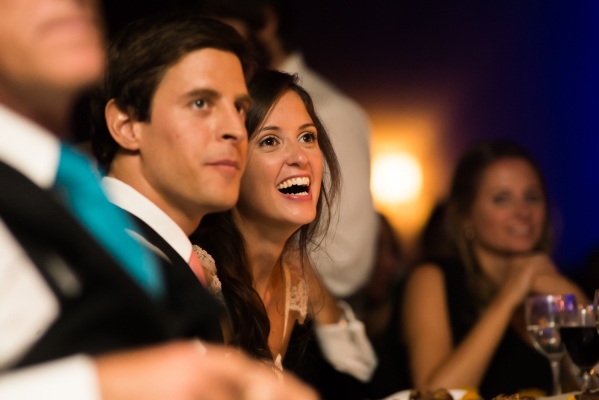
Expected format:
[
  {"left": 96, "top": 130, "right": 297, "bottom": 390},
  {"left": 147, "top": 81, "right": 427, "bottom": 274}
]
[
  {"left": 570, "top": 389, "right": 599, "bottom": 400},
  {"left": 492, "top": 394, "right": 535, "bottom": 400},
  {"left": 461, "top": 388, "right": 482, "bottom": 400},
  {"left": 409, "top": 389, "right": 454, "bottom": 400}
]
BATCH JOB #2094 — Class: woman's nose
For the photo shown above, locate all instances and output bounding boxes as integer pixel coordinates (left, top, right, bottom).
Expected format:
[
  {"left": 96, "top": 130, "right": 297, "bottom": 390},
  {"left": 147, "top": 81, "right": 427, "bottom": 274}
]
[
  {"left": 515, "top": 200, "right": 533, "bottom": 218},
  {"left": 285, "top": 141, "right": 308, "bottom": 167}
]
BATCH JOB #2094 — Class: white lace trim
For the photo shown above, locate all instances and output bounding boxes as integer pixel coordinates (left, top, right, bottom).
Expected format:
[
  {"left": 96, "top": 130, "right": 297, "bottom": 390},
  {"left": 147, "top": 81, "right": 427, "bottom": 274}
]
[
  {"left": 192, "top": 245, "right": 225, "bottom": 305},
  {"left": 192, "top": 245, "right": 309, "bottom": 371},
  {"left": 289, "top": 278, "right": 308, "bottom": 321}
]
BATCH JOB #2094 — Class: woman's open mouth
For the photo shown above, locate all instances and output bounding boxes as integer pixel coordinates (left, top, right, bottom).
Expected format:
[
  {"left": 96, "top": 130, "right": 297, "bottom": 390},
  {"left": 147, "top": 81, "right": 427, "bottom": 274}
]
[{"left": 276, "top": 177, "right": 310, "bottom": 196}]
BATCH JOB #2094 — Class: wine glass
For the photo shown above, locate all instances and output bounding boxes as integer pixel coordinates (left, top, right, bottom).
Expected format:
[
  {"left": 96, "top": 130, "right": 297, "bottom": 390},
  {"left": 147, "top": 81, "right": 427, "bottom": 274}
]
[
  {"left": 525, "top": 294, "right": 576, "bottom": 395},
  {"left": 560, "top": 302, "right": 599, "bottom": 391}
]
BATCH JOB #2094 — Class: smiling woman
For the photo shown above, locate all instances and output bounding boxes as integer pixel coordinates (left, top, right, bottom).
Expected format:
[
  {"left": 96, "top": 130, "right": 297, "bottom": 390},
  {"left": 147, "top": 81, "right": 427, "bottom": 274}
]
[
  {"left": 388, "top": 141, "right": 587, "bottom": 399},
  {"left": 191, "top": 69, "right": 377, "bottom": 383}
]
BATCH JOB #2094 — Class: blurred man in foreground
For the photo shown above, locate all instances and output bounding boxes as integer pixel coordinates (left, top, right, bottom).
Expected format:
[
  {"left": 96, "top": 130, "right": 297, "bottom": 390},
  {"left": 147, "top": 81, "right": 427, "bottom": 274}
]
[{"left": 0, "top": 1, "right": 317, "bottom": 399}]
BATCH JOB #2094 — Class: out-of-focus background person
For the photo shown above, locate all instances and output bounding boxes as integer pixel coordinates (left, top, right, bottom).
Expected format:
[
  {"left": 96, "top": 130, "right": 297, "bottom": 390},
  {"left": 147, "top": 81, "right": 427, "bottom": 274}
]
[{"left": 372, "top": 141, "right": 587, "bottom": 399}]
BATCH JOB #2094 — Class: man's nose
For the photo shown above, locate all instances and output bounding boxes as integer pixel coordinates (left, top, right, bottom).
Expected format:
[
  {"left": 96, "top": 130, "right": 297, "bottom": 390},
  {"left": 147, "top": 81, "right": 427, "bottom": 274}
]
[{"left": 217, "top": 103, "right": 247, "bottom": 143}]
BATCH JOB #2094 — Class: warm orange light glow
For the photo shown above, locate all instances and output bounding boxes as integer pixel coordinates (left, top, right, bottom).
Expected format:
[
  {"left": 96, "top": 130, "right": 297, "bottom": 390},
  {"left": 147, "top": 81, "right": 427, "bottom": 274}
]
[
  {"left": 369, "top": 110, "right": 451, "bottom": 259},
  {"left": 371, "top": 153, "right": 423, "bottom": 204}
]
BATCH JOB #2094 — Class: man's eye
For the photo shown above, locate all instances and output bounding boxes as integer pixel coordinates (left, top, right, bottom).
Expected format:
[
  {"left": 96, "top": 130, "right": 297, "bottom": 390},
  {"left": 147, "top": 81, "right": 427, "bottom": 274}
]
[
  {"left": 236, "top": 104, "right": 247, "bottom": 117},
  {"left": 193, "top": 99, "right": 207, "bottom": 109}
]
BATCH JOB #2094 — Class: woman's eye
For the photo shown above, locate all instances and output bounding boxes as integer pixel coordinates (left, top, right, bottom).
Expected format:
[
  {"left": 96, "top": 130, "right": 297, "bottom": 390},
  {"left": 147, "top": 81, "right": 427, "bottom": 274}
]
[
  {"left": 259, "top": 136, "right": 278, "bottom": 147},
  {"left": 492, "top": 194, "right": 508, "bottom": 204},
  {"left": 525, "top": 192, "right": 543, "bottom": 203},
  {"left": 300, "top": 132, "right": 317, "bottom": 143}
]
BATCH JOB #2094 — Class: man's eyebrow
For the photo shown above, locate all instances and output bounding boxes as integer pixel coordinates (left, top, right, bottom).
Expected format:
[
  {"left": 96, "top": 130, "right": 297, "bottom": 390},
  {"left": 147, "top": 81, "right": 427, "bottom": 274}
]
[
  {"left": 236, "top": 94, "right": 253, "bottom": 108},
  {"left": 181, "top": 88, "right": 221, "bottom": 101}
]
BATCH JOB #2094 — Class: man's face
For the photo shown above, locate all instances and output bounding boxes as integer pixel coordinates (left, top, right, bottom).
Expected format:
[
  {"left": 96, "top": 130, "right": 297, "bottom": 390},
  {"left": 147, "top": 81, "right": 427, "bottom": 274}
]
[
  {"left": 0, "top": 0, "right": 104, "bottom": 97},
  {"left": 136, "top": 48, "right": 250, "bottom": 225}
]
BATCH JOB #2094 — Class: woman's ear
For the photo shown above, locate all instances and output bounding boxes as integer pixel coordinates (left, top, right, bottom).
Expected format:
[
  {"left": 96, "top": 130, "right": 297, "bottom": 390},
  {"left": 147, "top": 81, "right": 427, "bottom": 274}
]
[{"left": 104, "top": 99, "right": 141, "bottom": 151}]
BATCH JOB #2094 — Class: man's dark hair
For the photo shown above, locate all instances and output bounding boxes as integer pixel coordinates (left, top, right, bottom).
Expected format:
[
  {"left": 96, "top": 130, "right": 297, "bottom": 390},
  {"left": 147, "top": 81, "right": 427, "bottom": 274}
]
[
  {"left": 91, "top": 15, "right": 254, "bottom": 173},
  {"left": 263, "top": 0, "right": 295, "bottom": 53},
  {"left": 197, "top": 0, "right": 296, "bottom": 54}
]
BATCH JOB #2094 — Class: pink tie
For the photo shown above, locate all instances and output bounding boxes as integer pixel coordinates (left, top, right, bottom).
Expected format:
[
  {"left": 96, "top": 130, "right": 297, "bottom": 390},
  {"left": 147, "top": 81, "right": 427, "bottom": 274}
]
[{"left": 188, "top": 251, "right": 206, "bottom": 286}]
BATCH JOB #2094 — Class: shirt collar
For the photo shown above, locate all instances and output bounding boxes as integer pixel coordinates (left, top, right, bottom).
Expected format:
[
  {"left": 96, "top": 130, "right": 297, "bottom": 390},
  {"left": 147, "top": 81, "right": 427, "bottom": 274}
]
[
  {"left": 0, "top": 104, "right": 60, "bottom": 189},
  {"left": 101, "top": 177, "right": 192, "bottom": 262}
]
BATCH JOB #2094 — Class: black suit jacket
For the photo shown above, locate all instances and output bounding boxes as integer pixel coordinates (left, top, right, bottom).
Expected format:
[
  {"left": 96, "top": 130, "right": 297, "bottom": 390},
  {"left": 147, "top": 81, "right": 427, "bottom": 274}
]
[
  {"left": 123, "top": 211, "right": 224, "bottom": 342},
  {"left": 0, "top": 161, "right": 173, "bottom": 369}
]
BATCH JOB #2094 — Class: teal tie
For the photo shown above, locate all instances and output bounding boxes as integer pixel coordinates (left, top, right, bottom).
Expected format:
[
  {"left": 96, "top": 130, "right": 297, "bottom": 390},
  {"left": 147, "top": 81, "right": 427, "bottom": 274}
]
[{"left": 53, "top": 143, "right": 164, "bottom": 300}]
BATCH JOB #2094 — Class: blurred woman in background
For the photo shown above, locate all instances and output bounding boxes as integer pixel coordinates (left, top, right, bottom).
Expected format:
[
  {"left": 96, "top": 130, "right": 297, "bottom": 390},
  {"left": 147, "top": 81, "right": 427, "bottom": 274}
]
[{"left": 399, "top": 141, "right": 586, "bottom": 398}]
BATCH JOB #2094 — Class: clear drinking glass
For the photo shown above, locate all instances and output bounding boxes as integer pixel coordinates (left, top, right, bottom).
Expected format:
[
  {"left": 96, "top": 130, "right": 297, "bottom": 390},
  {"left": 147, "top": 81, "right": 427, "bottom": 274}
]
[
  {"left": 560, "top": 302, "right": 599, "bottom": 391},
  {"left": 525, "top": 294, "right": 576, "bottom": 395}
]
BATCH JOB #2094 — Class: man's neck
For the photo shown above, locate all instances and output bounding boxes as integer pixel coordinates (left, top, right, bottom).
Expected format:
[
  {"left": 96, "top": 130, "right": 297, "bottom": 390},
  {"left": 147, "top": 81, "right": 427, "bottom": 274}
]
[
  {"left": 108, "top": 162, "right": 202, "bottom": 236},
  {"left": 0, "top": 82, "right": 72, "bottom": 135}
]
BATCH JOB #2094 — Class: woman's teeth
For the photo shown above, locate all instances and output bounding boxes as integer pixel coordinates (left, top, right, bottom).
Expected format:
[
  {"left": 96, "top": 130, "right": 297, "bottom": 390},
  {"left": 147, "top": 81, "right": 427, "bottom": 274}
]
[
  {"left": 277, "top": 177, "right": 310, "bottom": 195},
  {"left": 277, "top": 177, "right": 310, "bottom": 189}
]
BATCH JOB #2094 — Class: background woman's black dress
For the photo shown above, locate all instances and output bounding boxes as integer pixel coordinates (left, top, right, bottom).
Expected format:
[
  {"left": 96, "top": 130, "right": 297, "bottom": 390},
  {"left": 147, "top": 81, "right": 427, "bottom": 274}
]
[{"left": 369, "top": 258, "right": 553, "bottom": 399}]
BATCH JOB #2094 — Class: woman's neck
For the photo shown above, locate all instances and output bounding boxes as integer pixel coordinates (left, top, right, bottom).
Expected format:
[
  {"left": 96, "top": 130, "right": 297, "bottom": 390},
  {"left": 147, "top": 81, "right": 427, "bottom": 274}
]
[
  {"left": 232, "top": 210, "right": 295, "bottom": 299},
  {"left": 472, "top": 243, "right": 510, "bottom": 288}
]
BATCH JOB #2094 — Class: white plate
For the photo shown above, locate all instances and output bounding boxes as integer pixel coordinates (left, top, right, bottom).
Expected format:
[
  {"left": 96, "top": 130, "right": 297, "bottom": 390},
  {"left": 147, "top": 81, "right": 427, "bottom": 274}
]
[{"left": 383, "top": 389, "right": 468, "bottom": 400}]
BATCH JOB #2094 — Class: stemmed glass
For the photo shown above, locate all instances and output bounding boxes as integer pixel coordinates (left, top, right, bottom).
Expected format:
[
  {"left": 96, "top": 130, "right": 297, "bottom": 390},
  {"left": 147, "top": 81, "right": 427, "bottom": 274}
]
[
  {"left": 560, "top": 302, "right": 599, "bottom": 391},
  {"left": 526, "top": 294, "right": 576, "bottom": 395}
]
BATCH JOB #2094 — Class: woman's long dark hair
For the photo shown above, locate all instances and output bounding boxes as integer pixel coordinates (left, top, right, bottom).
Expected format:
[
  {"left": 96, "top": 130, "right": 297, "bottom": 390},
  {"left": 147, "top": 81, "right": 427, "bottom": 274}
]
[
  {"left": 446, "top": 140, "right": 552, "bottom": 309},
  {"left": 191, "top": 69, "right": 341, "bottom": 361}
]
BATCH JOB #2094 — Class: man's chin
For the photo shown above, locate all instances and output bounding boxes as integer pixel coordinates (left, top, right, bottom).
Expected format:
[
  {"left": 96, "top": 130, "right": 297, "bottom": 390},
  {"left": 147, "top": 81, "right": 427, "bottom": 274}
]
[{"left": 202, "top": 195, "right": 239, "bottom": 215}]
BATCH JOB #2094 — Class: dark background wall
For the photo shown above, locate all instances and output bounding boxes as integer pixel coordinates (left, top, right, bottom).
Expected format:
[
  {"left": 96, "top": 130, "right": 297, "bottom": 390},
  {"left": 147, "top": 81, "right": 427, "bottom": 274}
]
[
  {"left": 98, "top": 0, "right": 599, "bottom": 270},
  {"left": 291, "top": 1, "right": 599, "bottom": 270}
]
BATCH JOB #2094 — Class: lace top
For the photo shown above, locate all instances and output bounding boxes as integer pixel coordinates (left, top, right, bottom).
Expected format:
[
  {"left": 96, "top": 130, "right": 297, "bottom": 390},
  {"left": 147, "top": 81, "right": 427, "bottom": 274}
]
[{"left": 192, "top": 245, "right": 308, "bottom": 370}]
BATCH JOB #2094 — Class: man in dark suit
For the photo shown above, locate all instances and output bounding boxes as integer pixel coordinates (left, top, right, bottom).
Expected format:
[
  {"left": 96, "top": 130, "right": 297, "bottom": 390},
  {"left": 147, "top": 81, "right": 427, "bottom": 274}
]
[
  {"left": 90, "top": 16, "right": 252, "bottom": 342},
  {"left": 0, "top": 1, "right": 317, "bottom": 399}
]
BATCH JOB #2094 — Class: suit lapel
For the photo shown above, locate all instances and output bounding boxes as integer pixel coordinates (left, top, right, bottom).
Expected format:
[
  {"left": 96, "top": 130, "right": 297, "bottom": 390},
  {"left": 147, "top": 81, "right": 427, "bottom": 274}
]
[
  {"left": 121, "top": 209, "right": 224, "bottom": 342},
  {"left": 0, "top": 161, "right": 172, "bottom": 368}
]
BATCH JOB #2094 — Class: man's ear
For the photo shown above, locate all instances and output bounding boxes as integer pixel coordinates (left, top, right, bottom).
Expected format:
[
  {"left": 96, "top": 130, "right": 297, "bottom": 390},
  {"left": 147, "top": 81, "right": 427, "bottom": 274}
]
[{"left": 104, "top": 99, "right": 142, "bottom": 151}]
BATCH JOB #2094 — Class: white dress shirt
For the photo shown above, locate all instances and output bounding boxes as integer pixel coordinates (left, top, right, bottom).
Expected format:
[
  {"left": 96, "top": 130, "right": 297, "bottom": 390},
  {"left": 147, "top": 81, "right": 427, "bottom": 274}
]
[
  {"left": 101, "top": 177, "right": 193, "bottom": 263},
  {"left": 280, "top": 53, "right": 380, "bottom": 297},
  {"left": 0, "top": 105, "right": 101, "bottom": 400}
]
